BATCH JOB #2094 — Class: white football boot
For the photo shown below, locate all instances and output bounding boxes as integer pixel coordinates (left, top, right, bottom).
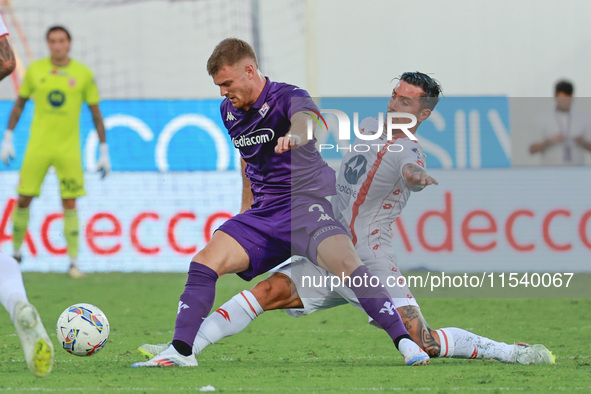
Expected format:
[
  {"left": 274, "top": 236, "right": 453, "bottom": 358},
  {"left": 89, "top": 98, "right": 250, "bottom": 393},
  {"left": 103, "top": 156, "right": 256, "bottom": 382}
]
[
  {"left": 398, "top": 338, "right": 430, "bottom": 366},
  {"left": 13, "top": 302, "right": 54, "bottom": 377},
  {"left": 138, "top": 341, "right": 171, "bottom": 358},
  {"left": 132, "top": 344, "right": 198, "bottom": 367},
  {"left": 512, "top": 343, "right": 556, "bottom": 365}
]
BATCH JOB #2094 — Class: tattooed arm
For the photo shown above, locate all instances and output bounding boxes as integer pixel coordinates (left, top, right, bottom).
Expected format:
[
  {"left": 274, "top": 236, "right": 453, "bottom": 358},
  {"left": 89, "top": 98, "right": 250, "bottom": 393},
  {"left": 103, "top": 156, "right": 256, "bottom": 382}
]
[
  {"left": 402, "top": 163, "right": 438, "bottom": 192},
  {"left": 0, "top": 35, "right": 16, "bottom": 81},
  {"left": 0, "top": 27, "right": 19, "bottom": 165}
]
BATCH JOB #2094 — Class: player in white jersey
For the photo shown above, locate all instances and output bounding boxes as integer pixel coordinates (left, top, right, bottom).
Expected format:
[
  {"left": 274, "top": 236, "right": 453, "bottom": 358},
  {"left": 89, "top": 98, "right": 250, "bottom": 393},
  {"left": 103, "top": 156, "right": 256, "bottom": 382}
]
[
  {"left": 0, "top": 19, "right": 54, "bottom": 377},
  {"left": 139, "top": 72, "right": 554, "bottom": 365},
  {"left": 301, "top": 116, "right": 429, "bottom": 310},
  {"left": 0, "top": 18, "right": 15, "bottom": 79}
]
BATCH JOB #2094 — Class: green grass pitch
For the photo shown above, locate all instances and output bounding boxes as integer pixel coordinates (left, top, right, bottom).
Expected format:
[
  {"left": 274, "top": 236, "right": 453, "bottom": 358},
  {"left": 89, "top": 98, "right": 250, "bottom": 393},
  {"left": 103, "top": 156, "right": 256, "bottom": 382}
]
[{"left": 1, "top": 273, "right": 589, "bottom": 392}]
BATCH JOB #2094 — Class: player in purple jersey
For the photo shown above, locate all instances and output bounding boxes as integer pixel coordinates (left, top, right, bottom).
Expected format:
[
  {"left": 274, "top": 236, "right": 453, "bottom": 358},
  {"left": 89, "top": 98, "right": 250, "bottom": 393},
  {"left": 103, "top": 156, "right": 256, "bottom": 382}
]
[
  {"left": 138, "top": 72, "right": 554, "bottom": 366},
  {"left": 133, "top": 38, "right": 428, "bottom": 367}
]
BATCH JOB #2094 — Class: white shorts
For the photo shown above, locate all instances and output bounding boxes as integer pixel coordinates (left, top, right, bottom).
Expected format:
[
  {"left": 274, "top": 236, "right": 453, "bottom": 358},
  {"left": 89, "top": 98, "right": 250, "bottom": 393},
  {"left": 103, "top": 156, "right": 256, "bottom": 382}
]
[{"left": 279, "top": 254, "right": 418, "bottom": 319}]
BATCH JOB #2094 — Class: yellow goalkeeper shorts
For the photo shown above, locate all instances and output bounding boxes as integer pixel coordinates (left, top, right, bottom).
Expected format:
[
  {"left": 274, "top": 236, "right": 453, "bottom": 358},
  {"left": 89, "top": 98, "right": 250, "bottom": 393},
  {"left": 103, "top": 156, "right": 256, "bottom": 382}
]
[{"left": 17, "top": 150, "right": 86, "bottom": 199}]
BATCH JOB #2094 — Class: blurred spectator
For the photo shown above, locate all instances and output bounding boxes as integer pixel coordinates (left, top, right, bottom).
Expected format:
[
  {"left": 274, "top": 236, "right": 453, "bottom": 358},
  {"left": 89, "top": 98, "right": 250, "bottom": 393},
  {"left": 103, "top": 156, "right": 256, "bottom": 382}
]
[{"left": 529, "top": 80, "right": 591, "bottom": 165}]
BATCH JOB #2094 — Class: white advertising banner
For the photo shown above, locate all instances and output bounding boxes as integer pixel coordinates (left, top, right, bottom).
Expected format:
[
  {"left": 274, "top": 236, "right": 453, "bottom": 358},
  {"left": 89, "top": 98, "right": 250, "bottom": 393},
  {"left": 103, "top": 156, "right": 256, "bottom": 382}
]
[
  {"left": 0, "top": 169, "right": 589, "bottom": 273},
  {"left": 393, "top": 168, "right": 591, "bottom": 273},
  {"left": 0, "top": 172, "right": 241, "bottom": 272}
]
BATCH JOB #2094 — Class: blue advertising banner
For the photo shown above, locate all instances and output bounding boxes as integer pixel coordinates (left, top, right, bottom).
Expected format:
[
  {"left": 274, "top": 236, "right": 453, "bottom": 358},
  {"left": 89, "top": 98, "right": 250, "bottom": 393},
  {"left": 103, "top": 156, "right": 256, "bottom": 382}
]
[
  {"left": 319, "top": 97, "right": 511, "bottom": 169},
  {"left": 0, "top": 99, "right": 238, "bottom": 172},
  {"left": 0, "top": 97, "right": 509, "bottom": 171}
]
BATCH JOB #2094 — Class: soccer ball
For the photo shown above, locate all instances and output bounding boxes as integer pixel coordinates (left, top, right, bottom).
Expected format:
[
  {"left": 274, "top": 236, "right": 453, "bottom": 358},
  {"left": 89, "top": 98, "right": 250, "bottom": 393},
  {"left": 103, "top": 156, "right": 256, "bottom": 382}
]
[{"left": 56, "top": 303, "right": 110, "bottom": 357}]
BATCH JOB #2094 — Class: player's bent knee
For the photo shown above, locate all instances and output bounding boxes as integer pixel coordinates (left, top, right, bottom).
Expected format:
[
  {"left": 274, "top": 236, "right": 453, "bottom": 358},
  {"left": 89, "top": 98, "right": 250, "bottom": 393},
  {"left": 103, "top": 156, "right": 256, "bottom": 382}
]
[
  {"left": 317, "top": 235, "right": 362, "bottom": 276},
  {"left": 191, "top": 245, "right": 249, "bottom": 276},
  {"left": 191, "top": 249, "right": 219, "bottom": 271},
  {"left": 251, "top": 273, "right": 298, "bottom": 311},
  {"left": 191, "top": 230, "right": 250, "bottom": 275}
]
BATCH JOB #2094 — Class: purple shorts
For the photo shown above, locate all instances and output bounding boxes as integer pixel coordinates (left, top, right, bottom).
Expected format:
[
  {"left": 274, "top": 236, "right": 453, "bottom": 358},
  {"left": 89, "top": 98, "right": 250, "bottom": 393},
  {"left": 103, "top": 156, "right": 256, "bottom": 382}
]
[{"left": 218, "top": 194, "right": 348, "bottom": 281}]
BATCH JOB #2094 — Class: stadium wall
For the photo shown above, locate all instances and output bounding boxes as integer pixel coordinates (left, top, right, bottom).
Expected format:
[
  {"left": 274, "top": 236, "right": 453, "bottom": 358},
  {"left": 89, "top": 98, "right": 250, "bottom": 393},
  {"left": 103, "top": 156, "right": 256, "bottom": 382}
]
[{"left": 1, "top": 0, "right": 590, "bottom": 100}]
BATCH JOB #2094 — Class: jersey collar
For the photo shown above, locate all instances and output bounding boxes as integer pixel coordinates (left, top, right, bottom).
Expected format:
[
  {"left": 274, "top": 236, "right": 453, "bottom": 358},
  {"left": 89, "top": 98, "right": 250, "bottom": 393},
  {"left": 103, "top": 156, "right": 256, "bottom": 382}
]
[{"left": 250, "top": 77, "right": 271, "bottom": 111}]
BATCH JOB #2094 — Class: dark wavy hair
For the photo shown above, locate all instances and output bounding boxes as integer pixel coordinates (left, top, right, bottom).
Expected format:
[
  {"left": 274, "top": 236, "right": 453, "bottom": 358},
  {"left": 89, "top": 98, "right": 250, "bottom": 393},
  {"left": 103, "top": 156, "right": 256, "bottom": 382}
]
[{"left": 398, "top": 71, "right": 442, "bottom": 110}]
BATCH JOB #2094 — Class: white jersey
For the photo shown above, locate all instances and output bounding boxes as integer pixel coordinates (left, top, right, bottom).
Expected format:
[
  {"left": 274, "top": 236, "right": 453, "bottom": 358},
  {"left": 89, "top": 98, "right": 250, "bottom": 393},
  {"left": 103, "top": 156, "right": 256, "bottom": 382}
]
[
  {"left": 0, "top": 17, "right": 8, "bottom": 37},
  {"left": 281, "top": 117, "right": 425, "bottom": 314},
  {"left": 331, "top": 117, "right": 425, "bottom": 260},
  {"left": 537, "top": 108, "right": 591, "bottom": 166}
]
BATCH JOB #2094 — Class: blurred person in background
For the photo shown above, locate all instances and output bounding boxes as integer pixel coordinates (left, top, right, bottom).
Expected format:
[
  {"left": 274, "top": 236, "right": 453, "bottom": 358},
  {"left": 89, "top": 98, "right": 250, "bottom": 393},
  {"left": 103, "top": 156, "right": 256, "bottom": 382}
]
[
  {"left": 529, "top": 80, "right": 591, "bottom": 165},
  {"left": 0, "top": 26, "right": 111, "bottom": 278}
]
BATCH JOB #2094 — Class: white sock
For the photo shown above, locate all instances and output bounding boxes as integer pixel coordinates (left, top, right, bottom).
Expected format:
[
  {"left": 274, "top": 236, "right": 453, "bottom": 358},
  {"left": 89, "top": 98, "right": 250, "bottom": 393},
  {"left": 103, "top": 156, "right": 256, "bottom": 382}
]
[
  {"left": 193, "top": 290, "right": 263, "bottom": 354},
  {"left": 436, "top": 327, "right": 514, "bottom": 362},
  {"left": 0, "top": 253, "right": 28, "bottom": 321}
]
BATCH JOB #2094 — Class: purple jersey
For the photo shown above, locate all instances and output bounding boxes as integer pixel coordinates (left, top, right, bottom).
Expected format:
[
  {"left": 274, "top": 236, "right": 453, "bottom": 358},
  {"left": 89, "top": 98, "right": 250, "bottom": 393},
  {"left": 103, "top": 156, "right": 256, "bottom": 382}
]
[{"left": 221, "top": 78, "right": 335, "bottom": 201}]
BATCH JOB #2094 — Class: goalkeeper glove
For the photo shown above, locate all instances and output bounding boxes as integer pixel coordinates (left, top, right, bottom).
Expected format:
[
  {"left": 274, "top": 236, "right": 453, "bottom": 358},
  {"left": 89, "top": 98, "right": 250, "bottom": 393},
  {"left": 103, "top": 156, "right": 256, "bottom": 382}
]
[
  {"left": 1, "top": 129, "right": 15, "bottom": 165},
  {"left": 96, "top": 142, "right": 111, "bottom": 179}
]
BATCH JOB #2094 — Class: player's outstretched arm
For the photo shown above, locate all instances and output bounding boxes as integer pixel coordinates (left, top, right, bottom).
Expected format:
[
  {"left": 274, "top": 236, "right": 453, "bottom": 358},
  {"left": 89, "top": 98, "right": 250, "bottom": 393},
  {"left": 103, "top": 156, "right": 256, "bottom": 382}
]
[
  {"left": 240, "top": 158, "right": 253, "bottom": 213},
  {"left": 0, "top": 35, "right": 16, "bottom": 81},
  {"left": 275, "top": 111, "right": 313, "bottom": 154},
  {"left": 1, "top": 97, "right": 27, "bottom": 165},
  {"left": 402, "top": 163, "right": 438, "bottom": 192},
  {"left": 89, "top": 104, "right": 111, "bottom": 178}
]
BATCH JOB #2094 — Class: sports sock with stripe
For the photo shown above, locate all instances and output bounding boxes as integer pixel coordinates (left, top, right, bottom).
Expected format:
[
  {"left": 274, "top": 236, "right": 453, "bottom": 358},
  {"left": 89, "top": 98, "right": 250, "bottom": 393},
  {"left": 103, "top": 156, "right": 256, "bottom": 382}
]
[
  {"left": 64, "top": 209, "right": 79, "bottom": 263},
  {"left": 193, "top": 290, "right": 264, "bottom": 355},
  {"left": 173, "top": 261, "right": 218, "bottom": 355},
  {"left": 0, "top": 253, "right": 28, "bottom": 321},
  {"left": 12, "top": 207, "right": 29, "bottom": 253},
  {"left": 437, "top": 327, "right": 514, "bottom": 362}
]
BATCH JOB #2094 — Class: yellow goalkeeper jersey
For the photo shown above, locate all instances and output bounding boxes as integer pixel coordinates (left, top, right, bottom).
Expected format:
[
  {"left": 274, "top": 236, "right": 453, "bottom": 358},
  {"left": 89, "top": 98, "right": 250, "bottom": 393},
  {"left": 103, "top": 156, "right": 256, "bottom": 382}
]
[{"left": 19, "top": 57, "right": 99, "bottom": 156}]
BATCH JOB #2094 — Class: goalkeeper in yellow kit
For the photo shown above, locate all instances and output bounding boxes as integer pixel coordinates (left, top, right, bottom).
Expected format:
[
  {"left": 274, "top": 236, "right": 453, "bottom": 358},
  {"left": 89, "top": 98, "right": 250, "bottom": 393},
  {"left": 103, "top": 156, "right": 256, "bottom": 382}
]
[{"left": 0, "top": 26, "right": 110, "bottom": 278}]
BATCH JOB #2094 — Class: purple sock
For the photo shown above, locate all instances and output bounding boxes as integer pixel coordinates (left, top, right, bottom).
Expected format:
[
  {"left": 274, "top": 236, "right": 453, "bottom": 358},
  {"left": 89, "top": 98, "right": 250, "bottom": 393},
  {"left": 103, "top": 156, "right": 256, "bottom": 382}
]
[
  {"left": 347, "top": 265, "right": 409, "bottom": 345},
  {"left": 173, "top": 262, "right": 218, "bottom": 353}
]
